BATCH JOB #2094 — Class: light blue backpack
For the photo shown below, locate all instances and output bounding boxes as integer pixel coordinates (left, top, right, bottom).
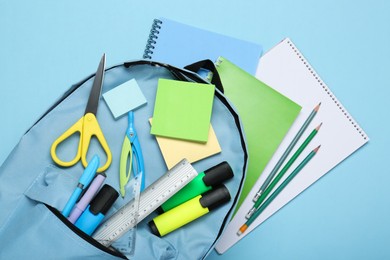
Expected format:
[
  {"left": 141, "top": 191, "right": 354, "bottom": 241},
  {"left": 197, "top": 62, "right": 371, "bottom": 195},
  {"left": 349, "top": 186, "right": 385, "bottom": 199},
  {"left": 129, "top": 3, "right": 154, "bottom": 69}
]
[{"left": 0, "top": 60, "right": 247, "bottom": 259}]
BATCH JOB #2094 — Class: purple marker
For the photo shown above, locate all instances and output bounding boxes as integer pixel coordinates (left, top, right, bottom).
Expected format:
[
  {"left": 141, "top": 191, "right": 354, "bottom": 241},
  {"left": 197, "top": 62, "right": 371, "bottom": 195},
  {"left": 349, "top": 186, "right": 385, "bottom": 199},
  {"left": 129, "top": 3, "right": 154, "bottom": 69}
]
[{"left": 68, "top": 173, "right": 106, "bottom": 224}]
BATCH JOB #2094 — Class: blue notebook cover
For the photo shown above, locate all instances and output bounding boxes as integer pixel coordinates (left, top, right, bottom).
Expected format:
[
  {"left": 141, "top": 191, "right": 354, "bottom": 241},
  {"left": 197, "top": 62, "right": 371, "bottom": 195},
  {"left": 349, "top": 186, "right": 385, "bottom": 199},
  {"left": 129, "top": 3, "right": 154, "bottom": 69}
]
[{"left": 143, "top": 18, "right": 263, "bottom": 75}]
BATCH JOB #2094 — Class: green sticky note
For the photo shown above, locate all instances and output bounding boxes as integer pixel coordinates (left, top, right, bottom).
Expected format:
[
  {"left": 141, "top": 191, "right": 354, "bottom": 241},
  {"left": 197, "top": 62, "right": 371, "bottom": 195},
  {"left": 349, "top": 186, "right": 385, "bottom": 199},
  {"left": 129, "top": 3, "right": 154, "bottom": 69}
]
[
  {"left": 215, "top": 57, "right": 302, "bottom": 216},
  {"left": 151, "top": 79, "right": 215, "bottom": 143}
]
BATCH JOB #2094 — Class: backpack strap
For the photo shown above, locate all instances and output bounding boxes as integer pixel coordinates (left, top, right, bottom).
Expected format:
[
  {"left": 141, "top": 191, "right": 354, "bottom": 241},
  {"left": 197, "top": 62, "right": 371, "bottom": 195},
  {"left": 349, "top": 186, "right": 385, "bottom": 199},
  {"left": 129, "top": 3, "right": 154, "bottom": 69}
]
[
  {"left": 124, "top": 60, "right": 224, "bottom": 93},
  {"left": 184, "top": 59, "right": 224, "bottom": 93}
]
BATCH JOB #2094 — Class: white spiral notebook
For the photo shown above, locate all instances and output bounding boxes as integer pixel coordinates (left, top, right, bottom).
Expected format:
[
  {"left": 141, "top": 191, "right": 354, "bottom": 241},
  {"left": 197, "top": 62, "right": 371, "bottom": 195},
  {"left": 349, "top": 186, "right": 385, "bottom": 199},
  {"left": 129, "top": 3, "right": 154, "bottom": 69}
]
[{"left": 215, "top": 38, "right": 369, "bottom": 254}]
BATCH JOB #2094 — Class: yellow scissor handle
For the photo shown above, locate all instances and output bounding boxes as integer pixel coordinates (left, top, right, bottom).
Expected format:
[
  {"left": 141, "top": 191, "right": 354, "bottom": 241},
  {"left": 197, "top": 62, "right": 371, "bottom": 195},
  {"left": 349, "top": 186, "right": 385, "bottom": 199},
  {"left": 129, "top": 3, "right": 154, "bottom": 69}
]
[
  {"left": 50, "top": 113, "right": 112, "bottom": 173},
  {"left": 80, "top": 113, "right": 112, "bottom": 173},
  {"left": 50, "top": 117, "right": 84, "bottom": 167}
]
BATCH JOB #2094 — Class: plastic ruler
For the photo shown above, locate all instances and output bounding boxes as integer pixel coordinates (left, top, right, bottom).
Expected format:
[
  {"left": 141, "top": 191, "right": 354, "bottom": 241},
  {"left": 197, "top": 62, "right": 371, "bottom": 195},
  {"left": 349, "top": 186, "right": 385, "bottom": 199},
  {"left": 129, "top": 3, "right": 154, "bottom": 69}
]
[
  {"left": 110, "top": 170, "right": 142, "bottom": 257},
  {"left": 92, "top": 159, "right": 198, "bottom": 247}
]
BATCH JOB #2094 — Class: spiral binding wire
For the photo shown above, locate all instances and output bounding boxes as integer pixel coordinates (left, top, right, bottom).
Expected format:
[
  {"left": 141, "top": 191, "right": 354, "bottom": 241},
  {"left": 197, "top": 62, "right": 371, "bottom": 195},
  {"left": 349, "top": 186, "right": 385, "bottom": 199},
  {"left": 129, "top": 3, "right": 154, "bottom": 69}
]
[
  {"left": 143, "top": 19, "right": 163, "bottom": 59},
  {"left": 286, "top": 39, "right": 367, "bottom": 140}
]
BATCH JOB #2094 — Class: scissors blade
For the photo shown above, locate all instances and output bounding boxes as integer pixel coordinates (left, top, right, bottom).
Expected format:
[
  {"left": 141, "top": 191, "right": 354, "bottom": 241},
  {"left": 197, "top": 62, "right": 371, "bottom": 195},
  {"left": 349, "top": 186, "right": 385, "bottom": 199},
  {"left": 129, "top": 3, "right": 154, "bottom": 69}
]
[{"left": 85, "top": 54, "right": 106, "bottom": 115}]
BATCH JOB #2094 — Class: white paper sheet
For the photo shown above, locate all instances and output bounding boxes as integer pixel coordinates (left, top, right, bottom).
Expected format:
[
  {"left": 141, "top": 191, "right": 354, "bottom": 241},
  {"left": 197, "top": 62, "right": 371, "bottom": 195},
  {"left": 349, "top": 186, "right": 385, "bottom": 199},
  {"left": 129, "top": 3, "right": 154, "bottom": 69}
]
[{"left": 215, "top": 38, "right": 369, "bottom": 254}]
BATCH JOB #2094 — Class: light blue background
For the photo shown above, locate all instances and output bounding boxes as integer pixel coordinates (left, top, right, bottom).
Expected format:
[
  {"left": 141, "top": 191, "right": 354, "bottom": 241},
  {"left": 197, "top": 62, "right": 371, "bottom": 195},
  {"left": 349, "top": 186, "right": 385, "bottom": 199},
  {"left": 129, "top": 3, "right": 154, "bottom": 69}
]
[{"left": 0, "top": 1, "right": 389, "bottom": 259}]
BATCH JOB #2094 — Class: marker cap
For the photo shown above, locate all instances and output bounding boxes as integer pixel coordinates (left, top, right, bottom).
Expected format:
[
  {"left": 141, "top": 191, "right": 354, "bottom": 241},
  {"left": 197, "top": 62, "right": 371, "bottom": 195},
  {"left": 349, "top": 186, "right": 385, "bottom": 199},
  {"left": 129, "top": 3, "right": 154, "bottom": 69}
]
[
  {"left": 202, "top": 161, "right": 233, "bottom": 187},
  {"left": 199, "top": 185, "right": 231, "bottom": 211},
  {"left": 75, "top": 185, "right": 118, "bottom": 235},
  {"left": 89, "top": 184, "right": 119, "bottom": 215}
]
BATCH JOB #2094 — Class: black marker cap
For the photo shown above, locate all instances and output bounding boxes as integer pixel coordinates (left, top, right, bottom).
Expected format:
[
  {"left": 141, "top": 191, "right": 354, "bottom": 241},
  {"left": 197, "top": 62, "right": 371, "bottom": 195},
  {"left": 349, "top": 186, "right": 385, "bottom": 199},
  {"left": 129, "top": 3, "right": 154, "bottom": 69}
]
[
  {"left": 202, "top": 161, "right": 234, "bottom": 187},
  {"left": 89, "top": 184, "right": 119, "bottom": 215},
  {"left": 199, "top": 185, "right": 231, "bottom": 211}
]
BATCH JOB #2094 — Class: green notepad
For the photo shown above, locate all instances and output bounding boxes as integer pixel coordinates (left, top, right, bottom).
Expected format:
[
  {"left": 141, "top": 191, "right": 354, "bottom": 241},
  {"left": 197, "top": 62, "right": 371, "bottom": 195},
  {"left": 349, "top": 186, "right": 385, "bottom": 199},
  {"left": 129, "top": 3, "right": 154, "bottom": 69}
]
[
  {"left": 215, "top": 57, "right": 301, "bottom": 214},
  {"left": 151, "top": 79, "right": 215, "bottom": 143}
]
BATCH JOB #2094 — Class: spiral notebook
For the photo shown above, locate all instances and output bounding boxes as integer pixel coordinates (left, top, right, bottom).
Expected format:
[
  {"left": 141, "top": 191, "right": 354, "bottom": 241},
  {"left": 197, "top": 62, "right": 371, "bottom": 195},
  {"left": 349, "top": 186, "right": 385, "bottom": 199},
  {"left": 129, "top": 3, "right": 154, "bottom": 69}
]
[
  {"left": 215, "top": 38, "right": 369, "bottom": 254},
  {"left": 143, "top": 18, "right": 263, "bottom": 75}
]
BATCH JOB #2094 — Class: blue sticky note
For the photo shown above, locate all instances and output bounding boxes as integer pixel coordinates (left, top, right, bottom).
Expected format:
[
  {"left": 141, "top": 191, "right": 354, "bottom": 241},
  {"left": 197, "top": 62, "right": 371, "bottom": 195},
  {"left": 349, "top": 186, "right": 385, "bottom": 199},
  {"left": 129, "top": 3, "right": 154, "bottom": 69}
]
[{"left": 103, "top": 79, "right": 147, "bottom": 119}]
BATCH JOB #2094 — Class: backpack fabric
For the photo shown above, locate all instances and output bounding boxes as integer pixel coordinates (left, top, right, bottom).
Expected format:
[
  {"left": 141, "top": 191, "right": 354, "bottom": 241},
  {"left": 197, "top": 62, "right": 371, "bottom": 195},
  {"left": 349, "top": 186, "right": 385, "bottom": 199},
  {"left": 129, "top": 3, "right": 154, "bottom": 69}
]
[{"left": 0, "top": 60, "right": 247, "bottom": 259}]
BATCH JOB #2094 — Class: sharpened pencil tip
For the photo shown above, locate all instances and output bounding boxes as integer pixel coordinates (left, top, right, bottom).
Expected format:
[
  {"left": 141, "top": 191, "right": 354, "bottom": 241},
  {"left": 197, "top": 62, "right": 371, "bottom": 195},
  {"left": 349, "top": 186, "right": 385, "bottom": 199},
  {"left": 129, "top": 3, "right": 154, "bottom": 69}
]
[
  {"left": 315, "top": 122, "right": 323, "bottom": 131},
  {"left": 314, "top": 102, "right": 321, "bottom": 112},
  {"left": 313, "top": 145, "right": 321, "bottom": 153}
]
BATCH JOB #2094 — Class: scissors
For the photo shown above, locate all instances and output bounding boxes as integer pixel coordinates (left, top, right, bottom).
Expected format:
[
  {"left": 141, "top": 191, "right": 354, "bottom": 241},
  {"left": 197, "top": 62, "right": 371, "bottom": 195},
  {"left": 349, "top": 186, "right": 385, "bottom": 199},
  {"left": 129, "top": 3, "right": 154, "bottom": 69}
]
[
  {"left": 50, "top": 54, "right": 112, "bottom": 173},
  {"left": 120, "top": 111, "right": 145, "bottom": 197}
]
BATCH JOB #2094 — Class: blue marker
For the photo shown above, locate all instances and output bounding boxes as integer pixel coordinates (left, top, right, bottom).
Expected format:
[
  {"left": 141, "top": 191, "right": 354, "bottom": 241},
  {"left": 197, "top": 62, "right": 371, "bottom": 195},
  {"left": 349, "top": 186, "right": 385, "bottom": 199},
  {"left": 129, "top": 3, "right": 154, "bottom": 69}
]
[
  {"left": 62, "top": 155, "right": 100, "bottom": 217},
  {"left": 75, "top": 184, "right": 118, "bottom": 235}
]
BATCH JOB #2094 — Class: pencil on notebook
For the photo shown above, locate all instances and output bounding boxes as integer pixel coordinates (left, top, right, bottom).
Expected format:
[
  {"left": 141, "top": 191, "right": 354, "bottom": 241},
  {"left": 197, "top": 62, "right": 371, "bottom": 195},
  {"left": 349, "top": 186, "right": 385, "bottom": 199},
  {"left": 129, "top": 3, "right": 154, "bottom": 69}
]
[
  {"left": 253, "top": 103, "right": 321, "bottom": 203},
  {"left": 246, "top": 123, "right": 322, "bottom": 219},
  {"left": 238, "top": 145, "right": 321, "bottom": 236}
]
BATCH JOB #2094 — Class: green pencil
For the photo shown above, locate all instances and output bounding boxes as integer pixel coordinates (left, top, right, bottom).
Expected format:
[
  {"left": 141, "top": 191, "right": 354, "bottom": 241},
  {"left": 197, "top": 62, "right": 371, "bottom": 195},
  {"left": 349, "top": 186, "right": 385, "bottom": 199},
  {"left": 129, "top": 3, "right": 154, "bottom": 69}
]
[
  {"left": 246, "top": 123, "right": 322, "bottom": 219},
  {"left": 253, "top": 103, "right": 321, "bottom": 203},
  {"left": 238, "top": 145, "right": 321, "bottom": 236}
]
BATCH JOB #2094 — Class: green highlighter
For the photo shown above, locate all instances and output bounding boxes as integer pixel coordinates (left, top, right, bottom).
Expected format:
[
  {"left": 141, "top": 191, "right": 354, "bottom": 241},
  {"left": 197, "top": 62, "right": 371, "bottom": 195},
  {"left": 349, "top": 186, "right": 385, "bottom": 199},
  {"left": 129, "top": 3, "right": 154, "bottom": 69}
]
[
  {"left": 159, "top": 161, "right": 234, "bottom": 212},
  {"left": 149, "top": 185, "right": 231, "bottom": 237}
]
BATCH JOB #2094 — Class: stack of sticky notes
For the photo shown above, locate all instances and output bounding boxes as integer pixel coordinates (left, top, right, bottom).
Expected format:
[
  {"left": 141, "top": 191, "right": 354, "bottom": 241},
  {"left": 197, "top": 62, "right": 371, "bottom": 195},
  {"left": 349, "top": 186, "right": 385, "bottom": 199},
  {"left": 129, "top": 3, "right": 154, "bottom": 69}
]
[
  {"left": 103, "top": 79, "right": 147, "bottom": 119},
  {"left": 151, "top": 79, "right": 221, "bottom": 168}
]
